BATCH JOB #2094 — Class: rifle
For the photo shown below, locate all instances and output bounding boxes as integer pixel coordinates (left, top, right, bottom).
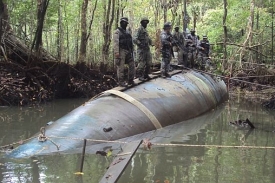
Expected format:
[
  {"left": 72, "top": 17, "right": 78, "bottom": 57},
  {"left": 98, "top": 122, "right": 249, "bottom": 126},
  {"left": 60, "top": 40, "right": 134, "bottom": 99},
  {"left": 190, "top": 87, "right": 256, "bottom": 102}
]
[{"left": 170, "top": 36, "right": 188, "bottom": 53}]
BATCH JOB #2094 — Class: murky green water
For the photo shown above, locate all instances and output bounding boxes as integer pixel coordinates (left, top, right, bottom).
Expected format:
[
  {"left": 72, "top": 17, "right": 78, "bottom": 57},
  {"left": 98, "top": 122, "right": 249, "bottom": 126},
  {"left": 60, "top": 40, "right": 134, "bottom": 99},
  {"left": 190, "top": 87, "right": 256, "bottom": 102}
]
[{"left": 1, "top": 98, "right": 275, "bottom": 183}]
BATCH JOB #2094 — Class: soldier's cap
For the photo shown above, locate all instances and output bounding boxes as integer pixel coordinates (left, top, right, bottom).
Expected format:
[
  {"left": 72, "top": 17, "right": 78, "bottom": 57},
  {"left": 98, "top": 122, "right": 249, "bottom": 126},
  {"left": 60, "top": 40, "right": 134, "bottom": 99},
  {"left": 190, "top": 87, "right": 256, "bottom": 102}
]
[
  {"left": 203, "top": 35, "right": 208, "bottom": 39},
  {"left": 174, "top": 25, "right": 180, "bottom": 28},
  {"left": 163, "top": 22, "right": 172, "bottom": 29},
  {"left": 120, "top": 17, "right": 129, "bottom": 24},
  {"left": 140, "top": 17, "right": 149, "bottom": 24},
  {"left": 190, "top": 29, "right": 196, "bottom": 32}
]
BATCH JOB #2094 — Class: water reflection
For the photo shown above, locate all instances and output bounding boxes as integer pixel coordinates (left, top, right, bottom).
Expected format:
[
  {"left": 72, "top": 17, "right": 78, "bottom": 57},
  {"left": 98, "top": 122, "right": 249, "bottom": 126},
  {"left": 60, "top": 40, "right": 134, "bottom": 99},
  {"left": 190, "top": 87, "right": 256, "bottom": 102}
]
[
  {"left": 119, "top": 99, "right": 275, "bottom": 183},
  {"left": 1, "top": 98, "right": 275, "bottom": 183},
  {"left": 0, "top": 99, "right": 86, "bottom": 148}
]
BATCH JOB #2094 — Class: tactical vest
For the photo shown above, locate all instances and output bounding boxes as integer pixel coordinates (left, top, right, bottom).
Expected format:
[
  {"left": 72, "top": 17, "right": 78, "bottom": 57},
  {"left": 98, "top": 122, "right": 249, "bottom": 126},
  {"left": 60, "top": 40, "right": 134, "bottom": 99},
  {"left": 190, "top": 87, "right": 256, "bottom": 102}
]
[
  {"left": 118, "top": 27, "right": 133, "bottom": 51},
  {"left": 173, "top": 32, "right": 184, "bottom": 45},
  {"left": 200, "top": 41, "right": 210, "bottom": 54},
  {"left": 160, "top": 31, "right": 173, "bottom": 58},
  {"left": 187, "top": 34, "right": 198, "bottom": 47}
]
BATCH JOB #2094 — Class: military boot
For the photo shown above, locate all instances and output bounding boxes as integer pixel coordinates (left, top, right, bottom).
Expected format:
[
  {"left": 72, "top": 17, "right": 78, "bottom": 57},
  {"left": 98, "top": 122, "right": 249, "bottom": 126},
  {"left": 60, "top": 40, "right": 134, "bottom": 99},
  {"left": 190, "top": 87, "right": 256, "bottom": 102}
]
[
  {"left": 139, "top": 77, "right": 146, "bottom": 81},
  {"left": 144, "top": 75, "right": 151, "bottom": 80},
  {"left": 128, "top": 80, "right": 136, "bottom": 86},
  {"left": 161, "top": 72, "right": 166, "bottom": 78},
  {"left": 119, "top": 81, "right": 127, "bottom": 87},
  {"left": 165, "top": 72, "right": 171, "bottom": 78}
]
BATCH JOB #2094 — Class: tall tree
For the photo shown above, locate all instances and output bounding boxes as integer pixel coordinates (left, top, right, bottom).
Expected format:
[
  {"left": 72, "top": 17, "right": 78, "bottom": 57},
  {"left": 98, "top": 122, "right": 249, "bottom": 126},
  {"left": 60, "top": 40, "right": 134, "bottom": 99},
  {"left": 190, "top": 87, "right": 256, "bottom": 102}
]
[
  {"left": 271, "top": 0, "right": 274, "bottom": 64},
  {"left": 0, "top": 0, "right": 4, "bottom": 45},
  {"left": 153, "top": 0, "right": 161, "bottom": 28},
  {"left": 0, "top": 0, "right": 11, "bottom": 36},
  {"left": 0, "top": 0, "right": 11, "bottom": 62},
  {"left": 160, "top": 0, "right": 168, "bottom": 23},
  {"left": 78, "top": 0, "right": 89, "bottom": 62},
  {"left": 222, "top": 0, "right": 228, "bottom": 71},
  {"left": 102, "top": 0, "right": 115, "bottom": 65},
  {"left": 191, "top": 4, "right": 199, "bottom": 30},
  {"left": 183, "top": 0, "right": 188, "bottom": 33},
  {"left": 31, "top": 0, "right": 50, "bottom": 53},
  {"left": 56, "top": 0, "right": 63, "bottom": 61},
  {"left": 239, "top": 0, "right": 255, "bottom": 66},
  {"left": 57, "top": 0, "right": 64, "bottom": 61},
  {"left": 87, "top": 0, "right": 98, "bottom": 41}
]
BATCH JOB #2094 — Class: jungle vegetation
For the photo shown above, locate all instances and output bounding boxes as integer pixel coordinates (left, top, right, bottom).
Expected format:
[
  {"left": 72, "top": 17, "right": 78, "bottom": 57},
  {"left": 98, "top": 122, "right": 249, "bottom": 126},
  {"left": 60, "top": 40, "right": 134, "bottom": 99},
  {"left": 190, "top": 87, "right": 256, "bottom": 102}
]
[
  {"left": 0, "top": 0, "right": 274, "bottom": 105},
  {"left": 1, "top": 0, "right": 274, "bottom": 68}
]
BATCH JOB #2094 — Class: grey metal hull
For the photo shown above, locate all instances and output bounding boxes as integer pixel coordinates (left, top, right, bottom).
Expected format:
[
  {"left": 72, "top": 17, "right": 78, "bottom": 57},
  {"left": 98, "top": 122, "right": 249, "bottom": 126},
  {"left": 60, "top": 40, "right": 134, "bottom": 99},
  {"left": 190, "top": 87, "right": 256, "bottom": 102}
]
[{"left": 7, "top": 70, "right": 228, "bottom": 158}]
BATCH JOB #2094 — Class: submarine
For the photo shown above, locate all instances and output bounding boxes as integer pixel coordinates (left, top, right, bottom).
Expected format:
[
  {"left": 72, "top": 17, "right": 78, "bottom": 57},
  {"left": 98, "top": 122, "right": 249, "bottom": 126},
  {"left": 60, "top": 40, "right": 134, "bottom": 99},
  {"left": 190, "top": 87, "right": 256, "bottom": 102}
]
[{"left": 6, "top": 69, "right": 228, "bottom": 158}]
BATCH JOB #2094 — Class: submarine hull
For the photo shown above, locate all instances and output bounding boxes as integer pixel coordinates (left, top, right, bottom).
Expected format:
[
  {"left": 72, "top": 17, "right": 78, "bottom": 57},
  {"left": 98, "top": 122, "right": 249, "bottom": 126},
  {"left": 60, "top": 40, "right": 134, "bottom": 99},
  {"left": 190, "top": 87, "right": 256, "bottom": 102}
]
[{"left": 7, "top": 70, "right": 228, "bottom": 158}]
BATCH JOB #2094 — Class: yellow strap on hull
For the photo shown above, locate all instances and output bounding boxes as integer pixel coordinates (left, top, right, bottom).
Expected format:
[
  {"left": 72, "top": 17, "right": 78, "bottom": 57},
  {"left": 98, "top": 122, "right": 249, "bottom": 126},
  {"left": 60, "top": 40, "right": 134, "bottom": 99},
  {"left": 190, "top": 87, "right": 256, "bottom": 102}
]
[{"left": 103, "top": 90, "right": 162, "bottom": 129}]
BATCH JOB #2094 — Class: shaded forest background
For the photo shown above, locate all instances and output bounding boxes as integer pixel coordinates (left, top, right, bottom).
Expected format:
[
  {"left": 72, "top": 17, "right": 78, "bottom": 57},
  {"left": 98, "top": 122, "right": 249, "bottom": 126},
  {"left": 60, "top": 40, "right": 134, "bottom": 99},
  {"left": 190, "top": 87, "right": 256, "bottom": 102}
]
[{"left": 0, "top": 0, "right": 275, "bottom": 105}]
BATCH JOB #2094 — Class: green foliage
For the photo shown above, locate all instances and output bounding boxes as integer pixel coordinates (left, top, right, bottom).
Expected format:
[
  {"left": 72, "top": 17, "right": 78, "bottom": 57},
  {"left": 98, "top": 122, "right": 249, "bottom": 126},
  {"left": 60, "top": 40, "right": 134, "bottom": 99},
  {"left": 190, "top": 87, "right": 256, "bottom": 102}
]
[{"left": 5, "top": 0, "right": 275, "bottom": 66}]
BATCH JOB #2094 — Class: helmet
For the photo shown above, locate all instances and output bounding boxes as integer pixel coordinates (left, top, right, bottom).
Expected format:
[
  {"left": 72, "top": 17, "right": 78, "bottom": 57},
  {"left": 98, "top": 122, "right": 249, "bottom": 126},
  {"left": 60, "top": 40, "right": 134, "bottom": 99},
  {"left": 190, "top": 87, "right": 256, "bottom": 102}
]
[
  {"left": 120, "top": 17, "right": 129, "bottom": 24},
  {"left": 203, "top": 35, "right": 208, "bottom": 39},
  {"left": 190, "top": 29, "right": 195, "bottom": 32},
  {"left": 163, "top": 22, "right": 172, "bottom": 29},
  {"left": 140, "top": 17, "right": 149, "bottom": 24},
  {"left": 174, "top": 25, "right": 179, "bottom": 28}
]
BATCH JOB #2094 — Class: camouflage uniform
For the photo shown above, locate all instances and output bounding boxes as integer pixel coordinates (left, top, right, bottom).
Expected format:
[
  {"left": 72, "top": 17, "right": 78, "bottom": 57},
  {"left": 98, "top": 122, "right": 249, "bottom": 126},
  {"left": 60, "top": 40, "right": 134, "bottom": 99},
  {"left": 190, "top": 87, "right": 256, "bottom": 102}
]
[
  {"left": 113, "top": 18, "right": 135, "bottom": 86},
  {"left": 186, "top": 31, "right": 199, "bottom": 68},
  {"left": 133, "top": 18, "right": 152, "bottom": 80},
  {"left": 172, "top": 26, "right": 186, "bottom": 66},
  {"left": 160, "top": 22, "right": 174, "bottom": 78},
  {"left": 197, "top": 36, "right": 210, "bottom": 69}
]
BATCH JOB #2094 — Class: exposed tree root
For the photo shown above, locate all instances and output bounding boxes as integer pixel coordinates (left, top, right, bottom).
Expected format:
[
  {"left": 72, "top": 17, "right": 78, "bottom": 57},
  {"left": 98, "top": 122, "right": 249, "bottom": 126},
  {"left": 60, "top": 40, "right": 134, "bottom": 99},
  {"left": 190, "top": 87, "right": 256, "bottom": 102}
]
[{"left": 0, "top": 29, "right": 119, "bottom": 106}]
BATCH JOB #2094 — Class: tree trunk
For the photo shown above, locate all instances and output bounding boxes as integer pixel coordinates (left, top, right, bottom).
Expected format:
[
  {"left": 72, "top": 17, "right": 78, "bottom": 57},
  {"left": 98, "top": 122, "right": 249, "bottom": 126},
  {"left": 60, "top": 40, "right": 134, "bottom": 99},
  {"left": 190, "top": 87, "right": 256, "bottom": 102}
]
[
  {"left": 248, "top": 0, "right": 255, "bottom": 63},
  {"left": 222, "top": 0, "right": 228, "bottom": 71},
  {"left": 239, "top": 0, "right": 255, "bottom": 66},
  {"left": 75, "top": 6, "right": 81, "bottom": 62},
  {"left": 1, "top": 0, "right": 55, "bottom": 66},
  {"left": 161, "top": 0, "right": 168, "bottom": 23},
  {"left": 153, "top": 0, "right": 161, "bottom": 29},
  {"left": 170, "top": 1, "right": 179, "bottom": 26},
  {"left": 0, "top": 0, "right": 11, "bottom": 48},
  {"left": 78, "top": 0, "right": 89, "bottom": 63},
  {"left": 0, "top": 1, "right": 3, "bottom": 45},
  {"left": 0, "top": 0, "right": 11, "bottom": 33},
  {"left": 193, "top": 12, "right": 197, "bottom": 30},
  {"left": 272, "top": 0, "right": 274, "bottom": 64},
  {"left": 102, "top": 0, "right": 115, "bottom": 66},
  {"left": 57, "top": 0, "right": 62, "bottom": 61},
  {"left": 87, "top": 0, "right": 98, "bottom": 41},
  {"left": 256, "top": 8, "right": 259, "bottom": 62},
  {"left": 31, "top": 0, "right": 49, "bottom": 55},
  {"left": 183, "top": 0, "right": 188, "bottom": 33},
  {"left": 63, "top": 1, "right": 70, "bottom": 63}
]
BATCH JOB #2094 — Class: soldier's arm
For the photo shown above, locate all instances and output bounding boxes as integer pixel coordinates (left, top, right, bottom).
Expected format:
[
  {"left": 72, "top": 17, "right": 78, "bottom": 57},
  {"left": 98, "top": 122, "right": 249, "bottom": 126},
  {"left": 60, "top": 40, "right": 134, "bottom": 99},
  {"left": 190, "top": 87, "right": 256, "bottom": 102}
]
[
  {"left": 133, "top": 28, "right": 141, "bottom": 45},
  {"left": 161, "top": 34, "right": 171, "bottom": 47},
  {"left": 197, "top": 41, "right": 204, "bottom": 50},
  {"left": 113, "top": 30, "right": 120, "bottom": 58},
  {"left": 180, "top": 34, "right": 185, "bottom": 44}
]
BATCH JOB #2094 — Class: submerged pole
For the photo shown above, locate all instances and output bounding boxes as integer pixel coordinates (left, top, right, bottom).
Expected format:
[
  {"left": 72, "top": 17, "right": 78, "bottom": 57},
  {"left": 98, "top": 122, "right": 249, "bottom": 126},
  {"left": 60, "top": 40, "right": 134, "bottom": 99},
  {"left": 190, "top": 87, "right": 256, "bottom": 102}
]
[{"left": 80, "top": 139, "right": 87, "bottom": 173}]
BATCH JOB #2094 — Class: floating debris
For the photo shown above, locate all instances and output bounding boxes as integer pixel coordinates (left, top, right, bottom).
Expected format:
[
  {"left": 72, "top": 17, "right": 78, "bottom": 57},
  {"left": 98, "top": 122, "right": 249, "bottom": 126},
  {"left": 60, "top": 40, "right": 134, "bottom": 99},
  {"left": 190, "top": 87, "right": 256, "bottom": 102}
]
[{"left": 229, "top": 118, "right": 255, "bottom": 129}]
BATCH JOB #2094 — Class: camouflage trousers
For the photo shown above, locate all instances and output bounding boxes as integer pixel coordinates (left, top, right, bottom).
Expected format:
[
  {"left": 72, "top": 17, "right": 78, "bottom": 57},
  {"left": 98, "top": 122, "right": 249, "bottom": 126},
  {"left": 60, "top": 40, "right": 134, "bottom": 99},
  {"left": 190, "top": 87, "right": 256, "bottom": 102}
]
[
  {"left": 161, "top": 56, "right": 172, "bottom": 74},
  {"left": 116, "top": 49, "right": 135, "bottom": 83},
  {"left": 197, "top": 52, "right": 209, "bottom": 70},
  {"left": 177, "top": 49, "right": 188, "bottom": 66},
  {"left": 187, "top": 47, "right": 197, "bottom": 68},
  {"left": 136, "top": 48, "right": 152, "bottom": 77}
]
